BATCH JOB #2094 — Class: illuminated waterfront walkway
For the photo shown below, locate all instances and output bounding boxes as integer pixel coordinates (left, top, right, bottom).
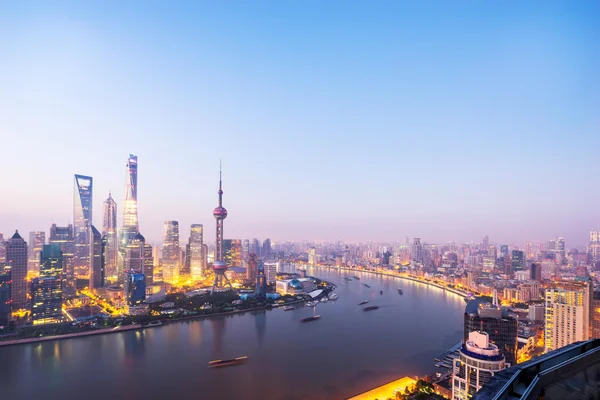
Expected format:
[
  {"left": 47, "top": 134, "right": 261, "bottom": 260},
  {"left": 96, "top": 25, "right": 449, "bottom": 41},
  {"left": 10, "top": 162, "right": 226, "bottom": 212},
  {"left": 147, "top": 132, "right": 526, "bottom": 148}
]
[{"left": 305, "top": 264, "right": 470, "bottom": 299}]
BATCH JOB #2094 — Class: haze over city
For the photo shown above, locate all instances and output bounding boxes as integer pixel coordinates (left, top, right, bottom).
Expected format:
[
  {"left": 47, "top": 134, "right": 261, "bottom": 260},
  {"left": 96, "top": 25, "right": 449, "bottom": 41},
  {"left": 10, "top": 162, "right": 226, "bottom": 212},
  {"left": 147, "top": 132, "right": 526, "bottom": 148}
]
[{"left": 1, "top": 1, "right": 599, "bottom": 244}]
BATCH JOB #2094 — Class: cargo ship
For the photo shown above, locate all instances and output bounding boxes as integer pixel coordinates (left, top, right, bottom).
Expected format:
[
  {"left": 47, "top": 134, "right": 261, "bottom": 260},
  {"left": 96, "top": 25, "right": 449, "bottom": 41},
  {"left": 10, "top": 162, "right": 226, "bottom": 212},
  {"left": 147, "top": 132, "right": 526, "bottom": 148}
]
[
  {"left": 301, "top": 315, "right": 321, "bottom": 323},
  {"left": 363, "top": 306, "right": 379, "bottom": 312},
  {"left": 208, "top": 356, "right": 248, "bottom": 368}
]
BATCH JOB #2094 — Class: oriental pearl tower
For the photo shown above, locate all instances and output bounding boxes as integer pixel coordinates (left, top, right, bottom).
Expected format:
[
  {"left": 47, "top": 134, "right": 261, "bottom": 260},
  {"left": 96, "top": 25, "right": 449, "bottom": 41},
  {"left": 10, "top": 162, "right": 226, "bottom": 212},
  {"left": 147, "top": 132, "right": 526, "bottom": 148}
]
[{"left": 211, "top": 162, "right": 233, "bottom": 294}]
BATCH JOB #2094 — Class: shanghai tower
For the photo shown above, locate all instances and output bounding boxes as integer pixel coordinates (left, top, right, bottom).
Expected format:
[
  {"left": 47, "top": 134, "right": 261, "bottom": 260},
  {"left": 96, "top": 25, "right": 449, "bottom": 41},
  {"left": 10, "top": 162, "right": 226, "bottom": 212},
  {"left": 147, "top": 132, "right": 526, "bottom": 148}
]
[
  {"left": 119, "top": 154, "right": 140, "bottom": 281},
  {"left": 74, "top": 174, "right": 93, "bottom": 273}
]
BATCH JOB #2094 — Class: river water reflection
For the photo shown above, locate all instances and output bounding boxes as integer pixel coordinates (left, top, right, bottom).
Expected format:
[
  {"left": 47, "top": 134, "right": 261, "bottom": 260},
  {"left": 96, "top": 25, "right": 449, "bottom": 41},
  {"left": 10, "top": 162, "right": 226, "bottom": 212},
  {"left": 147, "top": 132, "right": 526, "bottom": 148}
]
[{"left": 0, "top": 265, "right": 465, "bottom": 400}]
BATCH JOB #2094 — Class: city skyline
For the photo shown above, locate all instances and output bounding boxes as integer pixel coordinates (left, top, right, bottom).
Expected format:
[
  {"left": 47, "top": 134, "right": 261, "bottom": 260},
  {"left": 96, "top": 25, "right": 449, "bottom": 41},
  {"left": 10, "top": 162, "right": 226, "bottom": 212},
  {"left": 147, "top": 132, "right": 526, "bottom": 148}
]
[{"left": 1, "top": 1, "right": 599, "bottom": 244}]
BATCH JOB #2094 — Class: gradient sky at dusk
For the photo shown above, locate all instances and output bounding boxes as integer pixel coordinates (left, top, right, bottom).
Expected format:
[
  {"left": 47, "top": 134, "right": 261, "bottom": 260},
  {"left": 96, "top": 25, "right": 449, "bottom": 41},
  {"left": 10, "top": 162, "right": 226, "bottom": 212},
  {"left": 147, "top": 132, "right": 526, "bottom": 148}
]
[{"left": 1, "top": 1, "right": 599, "bottom": 246}]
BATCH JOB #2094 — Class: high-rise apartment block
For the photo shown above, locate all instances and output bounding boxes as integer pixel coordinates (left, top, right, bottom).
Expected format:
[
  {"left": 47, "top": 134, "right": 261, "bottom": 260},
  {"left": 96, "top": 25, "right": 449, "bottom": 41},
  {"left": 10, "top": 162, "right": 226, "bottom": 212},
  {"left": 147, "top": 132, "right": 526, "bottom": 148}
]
[
  {"left": 452, "top": 331, "right": 506, "bottom": 400},
  {"left": 544, "top": 279, "right": 592, "bottom": 353},
  {"left": 5, "top": 231, "right": 28, "bottom": 310}
]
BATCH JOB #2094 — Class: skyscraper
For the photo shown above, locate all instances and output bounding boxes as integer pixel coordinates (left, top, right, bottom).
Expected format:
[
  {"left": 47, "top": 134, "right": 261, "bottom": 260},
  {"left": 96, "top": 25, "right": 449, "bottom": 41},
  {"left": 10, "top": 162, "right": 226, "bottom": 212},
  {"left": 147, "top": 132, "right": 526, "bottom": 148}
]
[
  {"left": 90, "top": 225, "right": 104, "bottom": 290},
  {"left": 102, "top": 193, "right": 118, "bottom": 279},
  {"left": 27, "top": 231, "right": 45, "bottom": 275},
  {"left": 0, "top": 266, "right": 11, "bottom": 327},
  {"left": 162, "top": 221, "right": 180, "bottom": 283},
  {"left": 73, "top": 174, "right": 93, "bottom": 273},
  {"left": 482, "top": 235, "right": 489, "bottom": 250},
  {"left": 530, "top": 262, "right": 542, "bottom": 282},
  {"left": 49, "top": 224, "right": 75, "bottom": 292},
  {"left": 242, "top": 239, "right": 249, "bottom": 268},
  {"left": 252, "top": 238, "right": 261, "bottom": 257},
  {"left": 5, "top": 231, "right": 28, "bottom": 310},
  {"left": 119, "top": 155, "right": 141, "bottom": 282},
  {"left": 143, "top": 243, "right": 154, "bottom": 286},
  {"left": 32, "top": 244, "right": 63, "bottom": 325},
  {"left": 122, "top": 155, "right": 139, "bottom": 231},
  {"left": 262, "top": 238, "right": 272, "bottom": 259},
  {"left": 124, "top": 270, "right": 146, "bottom": 305},
  {"left": 189, "top": 224, "right": 204, "bottom": 280},
  {"left": 40, "top": 244, "right": 64, "bottom": 278},
  {"left": 247, "top": 253, "right": 258, "bottom": 281},
  {"left": 511, "top": 250, "right": 524, "bottom": 272},
  {"left": 588, "top": 230, "right": 600, "bottom": 267},
  {"left": 211, "top": 164, "right": 232, "bottom": 293},
  {"left": 555, "top": 237, "right": 566, "bottom": 264},
  {"left": 544, "top": 279, "right": 592, "bottom": 353}
]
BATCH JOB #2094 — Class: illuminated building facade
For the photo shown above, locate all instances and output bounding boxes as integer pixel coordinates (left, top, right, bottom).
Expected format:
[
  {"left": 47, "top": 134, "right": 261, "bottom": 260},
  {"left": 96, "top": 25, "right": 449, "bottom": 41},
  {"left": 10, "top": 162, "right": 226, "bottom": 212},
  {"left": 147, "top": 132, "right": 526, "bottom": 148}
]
[
  {"left": 5, "top": 231, "right": 28, "bottom": 310},
  {"left": 27, "top": 231, "right": 45, "bottom": 275},
  {"left": 90, "top": 225, "right": 104, "bottom": 290},
  {"left": 452, "top": 331, "right": 506, "bottom": 400},
  {"left": 49, "top": 224, "right": 75, "bottom": 292},
  {"left": 224, "top": 239, "right": 242, "bottom": 267},
  {"left": 102, "top": 193, "right": 118, "bottom": 278},
  {"left": 73, "top": 174, "right": 93, "bottom": 274},
  {"left": 189, "top": 224, "right": 204, "bottom": 280},
  {"left": 143, "top": 243, "right": 154, "bottom": 286},
  {"left": 31, "top": 277, "right": 62, "bottom": 325},
  {"left": 0, "top": 267, "right": 11, "bottom": 327},
  {"left": 32, "top": 244, "right": 64, "bottom": 325},
  {"left": 0, "top": 233, "right": 5, "bottom": 264},
  {"left": 124, "top": 271, "right": 146, "bottom": 305},
  {"left": 211, "top": 164, "right": 232, "bottom": 293},
  {"left": 162, "top": 221, "right": 180, "bottom": 283},
  {"left": 544, "top": 279, "right": 592, "bottom": 353}
]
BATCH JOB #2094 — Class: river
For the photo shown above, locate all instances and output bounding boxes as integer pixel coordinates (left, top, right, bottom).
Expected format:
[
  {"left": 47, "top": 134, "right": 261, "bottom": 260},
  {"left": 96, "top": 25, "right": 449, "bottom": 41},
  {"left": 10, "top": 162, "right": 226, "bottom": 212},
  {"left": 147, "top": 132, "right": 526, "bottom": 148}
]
[{"left": 0, "top": 265, "right": 465, "bottom": 400}]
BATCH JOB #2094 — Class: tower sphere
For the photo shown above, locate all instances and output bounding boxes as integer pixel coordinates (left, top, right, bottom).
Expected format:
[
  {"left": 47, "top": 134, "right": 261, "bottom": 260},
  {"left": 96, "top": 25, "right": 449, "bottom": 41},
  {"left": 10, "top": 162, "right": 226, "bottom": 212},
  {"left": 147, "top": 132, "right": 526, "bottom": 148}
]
[{"left": 213, "top": 206, "right": 228, "bottom": 219}]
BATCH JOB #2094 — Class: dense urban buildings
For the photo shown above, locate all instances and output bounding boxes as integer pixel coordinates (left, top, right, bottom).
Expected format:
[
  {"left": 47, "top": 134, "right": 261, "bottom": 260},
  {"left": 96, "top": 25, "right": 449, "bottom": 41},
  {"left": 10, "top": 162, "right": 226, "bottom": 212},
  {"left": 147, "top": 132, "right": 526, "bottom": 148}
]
[
  {"left": 73, "top": 174, "right": 93, "bottom": 274},
  {"left": 48, "top": 224, "right": 75, "bottom": 292}
]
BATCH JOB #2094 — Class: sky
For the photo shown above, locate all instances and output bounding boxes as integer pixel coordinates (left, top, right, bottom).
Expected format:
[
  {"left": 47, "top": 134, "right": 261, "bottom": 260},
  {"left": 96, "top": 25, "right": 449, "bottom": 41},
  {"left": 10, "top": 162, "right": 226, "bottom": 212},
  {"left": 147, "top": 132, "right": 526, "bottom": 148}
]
[{"left": 0, "top": 1, "right": 599, "bottom": 246}]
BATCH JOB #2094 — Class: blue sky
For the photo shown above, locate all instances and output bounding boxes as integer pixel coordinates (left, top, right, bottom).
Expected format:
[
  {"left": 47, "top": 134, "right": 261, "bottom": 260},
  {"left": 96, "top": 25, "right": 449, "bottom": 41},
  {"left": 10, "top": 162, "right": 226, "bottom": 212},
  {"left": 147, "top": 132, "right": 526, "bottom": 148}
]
[{"left": 0, "top": 1, "right": 599, "bottom": 246}]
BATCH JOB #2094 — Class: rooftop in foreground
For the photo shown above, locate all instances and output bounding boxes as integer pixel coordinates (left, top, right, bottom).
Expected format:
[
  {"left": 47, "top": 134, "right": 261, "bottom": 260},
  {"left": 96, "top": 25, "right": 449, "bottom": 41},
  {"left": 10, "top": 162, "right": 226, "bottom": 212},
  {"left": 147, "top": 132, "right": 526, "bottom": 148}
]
[
  {"left": 348, "top": 376, "right": 416, "bottom": 400},
  {"left": 474, "top": 339, "right": 600, "bottom": 400}
]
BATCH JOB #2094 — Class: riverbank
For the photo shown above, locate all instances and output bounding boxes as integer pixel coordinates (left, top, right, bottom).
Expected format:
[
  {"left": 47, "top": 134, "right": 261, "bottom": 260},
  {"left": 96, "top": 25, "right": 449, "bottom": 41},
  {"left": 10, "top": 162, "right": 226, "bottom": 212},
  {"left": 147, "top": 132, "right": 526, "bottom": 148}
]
[
  {"left": 0, "top": 281, "right": 336, "bottom": 348},
  {"left": 309, "top": 265, "right": 470, "bottom": 298}
]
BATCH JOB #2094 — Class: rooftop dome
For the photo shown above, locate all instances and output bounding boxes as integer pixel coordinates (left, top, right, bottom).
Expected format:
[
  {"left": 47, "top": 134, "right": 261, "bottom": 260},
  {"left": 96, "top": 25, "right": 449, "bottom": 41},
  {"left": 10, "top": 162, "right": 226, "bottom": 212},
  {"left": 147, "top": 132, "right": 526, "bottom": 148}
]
[{"left": 289, "top": 279, "right": 304, "bottom": 290}]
